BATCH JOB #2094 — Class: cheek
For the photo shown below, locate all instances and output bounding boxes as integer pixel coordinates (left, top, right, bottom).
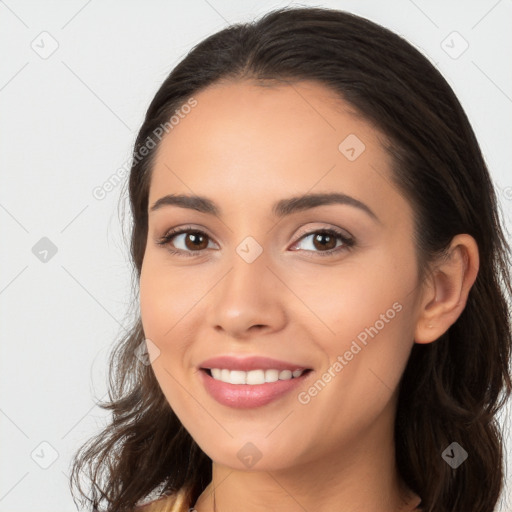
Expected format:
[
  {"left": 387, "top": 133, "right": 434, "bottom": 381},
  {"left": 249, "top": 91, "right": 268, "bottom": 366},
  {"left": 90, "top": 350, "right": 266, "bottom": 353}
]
[
  {"left": 139, "top": 256, "right": 203, "bottom": 381},
  {"left": 299, "top": 303, "right": 414, "bottom": 450},
  {"left": 139, "top": 262, "right": 195, "bottom": 419},
  {"left": 139, "top": 254, "right": 203, "bottom": 338},
  {"left": 139, "top": 262, "right": 163, "bottom": 339},
  {"left": 292, "top": 249, "right": 417, "bottom": 398},
  {"left": 289, "top": 253, "right": 415, "bottom": 339}
]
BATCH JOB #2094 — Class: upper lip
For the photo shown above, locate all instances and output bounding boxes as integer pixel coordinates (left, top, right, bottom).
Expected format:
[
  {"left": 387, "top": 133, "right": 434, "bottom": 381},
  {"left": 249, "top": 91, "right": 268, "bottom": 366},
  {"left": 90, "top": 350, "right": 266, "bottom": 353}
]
[{"left": 199, "top": 355, "right": 311, "bottom": 372}]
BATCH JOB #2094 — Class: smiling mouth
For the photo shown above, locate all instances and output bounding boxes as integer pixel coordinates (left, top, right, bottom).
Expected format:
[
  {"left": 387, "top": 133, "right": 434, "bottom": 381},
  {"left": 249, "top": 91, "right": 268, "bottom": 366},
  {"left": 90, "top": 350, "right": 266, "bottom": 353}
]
[{"left": 201, "top": 368, "right": 313, "bottom": 385}]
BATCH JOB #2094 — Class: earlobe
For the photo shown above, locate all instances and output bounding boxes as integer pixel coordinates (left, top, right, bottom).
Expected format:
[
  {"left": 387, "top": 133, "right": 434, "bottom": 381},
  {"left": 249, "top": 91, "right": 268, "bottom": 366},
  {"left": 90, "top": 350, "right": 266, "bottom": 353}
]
[{"left": 414, "top": 234, "right": 479, "bottom": 344}]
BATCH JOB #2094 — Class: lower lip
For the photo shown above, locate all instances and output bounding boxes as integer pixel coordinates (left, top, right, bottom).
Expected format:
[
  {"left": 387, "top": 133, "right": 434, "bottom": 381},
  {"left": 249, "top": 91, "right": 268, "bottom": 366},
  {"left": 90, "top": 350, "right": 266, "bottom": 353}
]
[{"left": 199, "top": 369, "right": 312, "bottom": 408}]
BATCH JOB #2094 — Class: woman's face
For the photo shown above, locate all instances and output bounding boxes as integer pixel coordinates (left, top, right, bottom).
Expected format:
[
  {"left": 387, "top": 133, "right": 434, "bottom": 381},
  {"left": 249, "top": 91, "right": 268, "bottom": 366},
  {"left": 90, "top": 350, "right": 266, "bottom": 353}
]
[{"left": 139, "top": 79, "right": 424, "bottom": 471}]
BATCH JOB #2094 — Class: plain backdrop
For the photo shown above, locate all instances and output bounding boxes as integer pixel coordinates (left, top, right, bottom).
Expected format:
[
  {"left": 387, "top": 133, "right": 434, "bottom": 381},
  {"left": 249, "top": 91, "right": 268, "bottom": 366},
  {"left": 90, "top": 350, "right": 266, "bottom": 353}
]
[{"left": 1, "top": 1, "right": 511, "bottom": 511}]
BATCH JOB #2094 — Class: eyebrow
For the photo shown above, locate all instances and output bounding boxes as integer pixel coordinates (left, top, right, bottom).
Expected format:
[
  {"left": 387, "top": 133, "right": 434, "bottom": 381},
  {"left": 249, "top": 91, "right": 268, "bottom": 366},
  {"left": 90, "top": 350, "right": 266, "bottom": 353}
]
[{"left": 149, "top": 192, "right": 379, "bottom": 222}]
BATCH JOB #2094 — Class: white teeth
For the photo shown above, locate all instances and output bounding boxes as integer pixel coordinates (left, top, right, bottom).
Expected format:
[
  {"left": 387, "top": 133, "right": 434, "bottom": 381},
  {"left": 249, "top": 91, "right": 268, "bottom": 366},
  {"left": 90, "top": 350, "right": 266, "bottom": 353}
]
[
  {"left": 265, "top": 369, "right": 279, "bottom": 382},
  {"left": 211, "top": 368, "right": 222, "bottom": 380},
  {"left": 208, "top": 368, "right": 306, "bottom": 385},
  {"left": 246, "top": 369, "right": 265, "bottom": 385},
  {"left": 230, "top": 370, "right": 246, "bottom": 385},
  {"left": 279, "top": 369, "right": 292, "bottom": 380}
]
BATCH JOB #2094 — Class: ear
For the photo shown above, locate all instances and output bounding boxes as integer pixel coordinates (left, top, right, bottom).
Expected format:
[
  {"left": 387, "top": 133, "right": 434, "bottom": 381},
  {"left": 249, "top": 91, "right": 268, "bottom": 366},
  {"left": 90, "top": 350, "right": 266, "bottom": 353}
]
[{"left": 414, "top": 234, "right": 479, "bottom": 344}]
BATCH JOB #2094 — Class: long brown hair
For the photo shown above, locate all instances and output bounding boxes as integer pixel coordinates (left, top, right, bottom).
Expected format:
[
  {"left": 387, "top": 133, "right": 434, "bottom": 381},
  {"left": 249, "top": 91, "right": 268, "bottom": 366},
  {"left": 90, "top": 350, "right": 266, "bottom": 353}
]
[{"left": 69, "top": 7, "right": 512, "bottom": 512}]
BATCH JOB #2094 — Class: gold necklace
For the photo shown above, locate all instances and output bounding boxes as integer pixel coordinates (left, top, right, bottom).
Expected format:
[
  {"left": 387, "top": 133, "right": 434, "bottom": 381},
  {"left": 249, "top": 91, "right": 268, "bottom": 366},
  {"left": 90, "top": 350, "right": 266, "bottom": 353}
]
[{"left": 206, "top": 486, "right": 421, "bottom": 512}]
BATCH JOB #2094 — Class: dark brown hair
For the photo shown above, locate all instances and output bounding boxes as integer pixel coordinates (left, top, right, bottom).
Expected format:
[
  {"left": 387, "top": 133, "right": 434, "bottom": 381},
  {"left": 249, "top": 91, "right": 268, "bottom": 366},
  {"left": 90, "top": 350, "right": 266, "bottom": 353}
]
[{"left": 69, "top": 6, "right": 512, "bottom": 512}]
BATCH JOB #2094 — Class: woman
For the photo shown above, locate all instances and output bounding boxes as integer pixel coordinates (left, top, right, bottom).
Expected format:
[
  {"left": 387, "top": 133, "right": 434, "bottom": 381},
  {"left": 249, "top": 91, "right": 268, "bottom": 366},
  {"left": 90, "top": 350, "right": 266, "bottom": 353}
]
[{"left": 70, "top": 6, "right": 512, "bottom": 512}]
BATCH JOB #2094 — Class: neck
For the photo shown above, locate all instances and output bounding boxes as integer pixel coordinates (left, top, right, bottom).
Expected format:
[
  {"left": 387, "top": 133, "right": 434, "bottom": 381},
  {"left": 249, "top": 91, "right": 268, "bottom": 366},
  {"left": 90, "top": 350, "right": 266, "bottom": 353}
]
[{"left": 193, "top": 400, "right": 420, "bottom": 512}]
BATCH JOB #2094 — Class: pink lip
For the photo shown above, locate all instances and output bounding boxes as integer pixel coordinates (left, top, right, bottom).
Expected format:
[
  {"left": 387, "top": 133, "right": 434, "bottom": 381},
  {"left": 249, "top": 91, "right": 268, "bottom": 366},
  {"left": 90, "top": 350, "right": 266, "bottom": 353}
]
[
  {"left": 198, "top": 355, "right": 311, "bottom": 372},
  {"left": 198, "top": 367, "right": 313, "bottom": 408}
]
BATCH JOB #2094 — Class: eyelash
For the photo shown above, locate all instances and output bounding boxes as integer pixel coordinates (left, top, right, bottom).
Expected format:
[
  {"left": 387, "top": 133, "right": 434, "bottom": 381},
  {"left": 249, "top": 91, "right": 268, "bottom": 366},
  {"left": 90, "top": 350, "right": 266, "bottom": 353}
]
[{"left": 156, "top": 225, "right": 355, "bottom": 258}]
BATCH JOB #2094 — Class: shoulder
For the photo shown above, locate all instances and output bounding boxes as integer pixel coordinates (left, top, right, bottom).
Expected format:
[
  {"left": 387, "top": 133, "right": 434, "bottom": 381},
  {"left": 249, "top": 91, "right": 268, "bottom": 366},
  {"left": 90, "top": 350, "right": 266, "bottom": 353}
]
[{"left": 134, "top": 488, "right": 191, "bottom": 512}]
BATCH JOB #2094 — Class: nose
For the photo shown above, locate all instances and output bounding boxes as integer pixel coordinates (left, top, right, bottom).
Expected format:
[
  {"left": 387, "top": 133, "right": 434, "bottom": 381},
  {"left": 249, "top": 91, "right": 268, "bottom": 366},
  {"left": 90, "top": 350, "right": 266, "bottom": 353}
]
[{"left": 206, "top": 249, "right": 288, "bottom": 340}]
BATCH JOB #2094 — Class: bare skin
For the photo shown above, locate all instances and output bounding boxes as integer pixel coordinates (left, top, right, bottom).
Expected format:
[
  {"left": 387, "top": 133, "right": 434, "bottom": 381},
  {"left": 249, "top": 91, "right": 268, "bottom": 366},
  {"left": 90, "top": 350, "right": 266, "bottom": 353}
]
[{"left": 139, "top": 80, "right": 479, "bottom": 512}]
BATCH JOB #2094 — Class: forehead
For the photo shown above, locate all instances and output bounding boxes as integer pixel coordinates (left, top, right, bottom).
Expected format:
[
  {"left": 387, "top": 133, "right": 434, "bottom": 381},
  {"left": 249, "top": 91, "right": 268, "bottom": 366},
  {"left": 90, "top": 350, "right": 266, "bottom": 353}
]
[{"left": 149, "top": 79, "right": 398, "bottom": 218}]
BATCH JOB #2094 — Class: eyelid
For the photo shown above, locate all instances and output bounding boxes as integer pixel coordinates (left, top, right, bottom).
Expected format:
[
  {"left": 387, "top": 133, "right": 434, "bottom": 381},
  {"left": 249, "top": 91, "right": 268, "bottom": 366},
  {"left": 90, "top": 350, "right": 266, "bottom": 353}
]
[
  {"left": 157, "top": 224, "right": 214, "bottom": 241},
  {"left": 292, "top": 223, "right": 353, "bottom": 242}
]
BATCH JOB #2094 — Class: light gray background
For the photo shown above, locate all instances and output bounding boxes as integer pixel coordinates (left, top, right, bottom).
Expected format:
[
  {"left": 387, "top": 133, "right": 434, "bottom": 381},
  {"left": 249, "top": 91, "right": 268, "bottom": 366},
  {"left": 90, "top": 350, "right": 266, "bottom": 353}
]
[{"left": 1, "top": 1, "right": 511, "bottom": 511}]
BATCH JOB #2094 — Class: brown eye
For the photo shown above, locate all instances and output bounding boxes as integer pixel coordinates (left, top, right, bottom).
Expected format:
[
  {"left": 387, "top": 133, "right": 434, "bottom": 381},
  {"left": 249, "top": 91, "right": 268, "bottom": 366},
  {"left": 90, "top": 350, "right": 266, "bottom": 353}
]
[
  {"left": 183, "top": 232, "right": 209, "bottom": 250},
  {"left": 156, "top": 227, "right": 217, "bottom": 257},
  {"left": 291, "top": 228, "right": 355, "bottom": 257},
  {"left": 311, "top": 232, "right": 337, "bottom": 251}
]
